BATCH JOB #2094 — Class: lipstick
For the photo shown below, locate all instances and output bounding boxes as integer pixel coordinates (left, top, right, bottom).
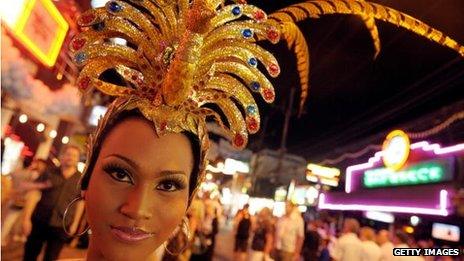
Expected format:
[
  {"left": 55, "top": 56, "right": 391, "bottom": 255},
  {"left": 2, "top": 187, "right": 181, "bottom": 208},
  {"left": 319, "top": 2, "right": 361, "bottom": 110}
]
[{"left": 110, "top": 226, "right": 154, "bottom": 243}]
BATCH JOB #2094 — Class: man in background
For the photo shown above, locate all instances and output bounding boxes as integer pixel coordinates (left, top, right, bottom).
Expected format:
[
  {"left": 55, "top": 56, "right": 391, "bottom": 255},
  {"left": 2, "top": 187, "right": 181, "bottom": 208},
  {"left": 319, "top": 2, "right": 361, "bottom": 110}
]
[
  {"left": 360, "top": 227, "right": 382, "bottom": 261},
  {"left": 331, "top": 218, "right": 363, "bottom": 261},
  {"left": 274, "top": 201, "right": 304, "bottom": 261},
  {"left": 22, "top": 145, "right": 84, "bottom": 261},
  {"left": 377, "top": 229, "right": 394, "bottom": 261}
]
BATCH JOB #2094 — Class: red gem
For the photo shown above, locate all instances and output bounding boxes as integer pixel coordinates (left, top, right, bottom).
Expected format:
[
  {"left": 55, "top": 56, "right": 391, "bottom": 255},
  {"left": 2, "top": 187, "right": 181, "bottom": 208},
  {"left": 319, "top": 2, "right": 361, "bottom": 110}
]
[
  {"left": 253, "top": 10, "right": 265, "bottom": 21},
  {"left": 269, "top": 63, "right": 280, "bottom": 76},
  {"left": 263, "top": 89, "right": 274, "bottom": 101},
  {"left": 71, "top": 38, "right": 86, "bottom": 51},
  {"left": 247, "top": 117, "right": 258, "bottom": 132},
  {"left": 266, "top": 27, "right": 279, "bottom": 42},
  {"left": 80, "top": 13, "right": 96, "bottom": 24},
  {"left": 78, "top": 77, "right": 91, "bottom": 90},
  {"left": 233, "top": 133, "right": 245, "bottom": 147}
]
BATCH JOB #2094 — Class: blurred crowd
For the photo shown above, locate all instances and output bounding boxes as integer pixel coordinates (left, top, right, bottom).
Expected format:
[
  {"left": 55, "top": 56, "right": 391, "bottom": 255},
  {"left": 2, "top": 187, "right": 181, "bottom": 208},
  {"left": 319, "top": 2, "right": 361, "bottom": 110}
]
[{"left": 1, "top": 158, "right": 460, "bottom": 261}]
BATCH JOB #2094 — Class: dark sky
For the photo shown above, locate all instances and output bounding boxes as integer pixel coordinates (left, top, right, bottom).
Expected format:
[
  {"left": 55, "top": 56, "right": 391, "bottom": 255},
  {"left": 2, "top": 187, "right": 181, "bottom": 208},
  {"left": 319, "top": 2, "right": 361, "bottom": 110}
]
[{"left": 245, "top": 0, "right": 464, "bottom": 162}]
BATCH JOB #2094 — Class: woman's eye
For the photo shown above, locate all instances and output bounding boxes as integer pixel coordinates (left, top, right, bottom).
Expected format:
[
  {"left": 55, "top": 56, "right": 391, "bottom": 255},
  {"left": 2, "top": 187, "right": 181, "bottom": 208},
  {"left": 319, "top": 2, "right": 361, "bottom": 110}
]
[
  {"left": 104, "top": 166, "right": 133, "bottom": 184},
  {"left": 156, "top": 181, "right": 180, "bottom": 192}
]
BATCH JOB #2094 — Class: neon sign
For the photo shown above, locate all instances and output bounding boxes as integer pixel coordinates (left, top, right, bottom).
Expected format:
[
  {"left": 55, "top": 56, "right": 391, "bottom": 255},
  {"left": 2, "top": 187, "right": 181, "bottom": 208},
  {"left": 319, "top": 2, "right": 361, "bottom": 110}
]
[
  {"left": 346, "top": 141, "right": 464, "bottom": 193},
  {"left": 363, "top": 162, "right": 446, "bottom": 188},
  {"left": 0, "top": 0, "right": 69, "bottom": 67},
  {"left": 319, "top": 189, "right": 449, "bottom": 216}
]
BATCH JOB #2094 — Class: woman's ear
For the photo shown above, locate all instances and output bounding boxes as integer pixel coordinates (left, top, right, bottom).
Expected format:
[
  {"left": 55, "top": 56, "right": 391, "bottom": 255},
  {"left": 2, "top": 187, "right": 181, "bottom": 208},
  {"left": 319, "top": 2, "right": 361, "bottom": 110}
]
[{"left": 81, "top": 190, "right": 87, "bottom": 200}]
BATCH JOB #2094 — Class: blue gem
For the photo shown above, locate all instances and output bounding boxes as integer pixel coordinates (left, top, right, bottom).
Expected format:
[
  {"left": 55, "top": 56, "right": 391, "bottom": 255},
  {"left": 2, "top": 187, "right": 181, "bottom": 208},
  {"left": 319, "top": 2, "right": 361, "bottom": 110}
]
[
  {"left": 247, "top": 105, "right": 256, "bottom": 114},
  {"left": 232, "top": 6, "right": 241, "bottom": 16},
  {"left": 250, "top": 81, "right": 260, "bottom": 91},
  {"left": 75, "top": 52, "right": 87, "bottom": 64},
  {"left": 108, "top": 1, "right": 123, "bottom": 12},
  {"left": 248, "top": 57, "right": 258, "bottom": 67},
  {"left": 241, "top": 29, "right": 253, "bottom": 39}
]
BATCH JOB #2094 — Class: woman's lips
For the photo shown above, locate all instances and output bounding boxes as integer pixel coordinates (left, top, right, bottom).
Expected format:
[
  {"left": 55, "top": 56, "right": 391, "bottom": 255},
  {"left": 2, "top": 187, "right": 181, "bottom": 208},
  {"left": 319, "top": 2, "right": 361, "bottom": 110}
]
[{"left": 110, "top": 225, "right": 154, "bottom": 243}]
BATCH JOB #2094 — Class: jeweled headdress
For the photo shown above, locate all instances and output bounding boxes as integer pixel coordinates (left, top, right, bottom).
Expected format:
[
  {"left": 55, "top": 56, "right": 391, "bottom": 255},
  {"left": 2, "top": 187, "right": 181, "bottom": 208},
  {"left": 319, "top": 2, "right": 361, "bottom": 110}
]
[{"left": 72, "top": 0, "right": 280, "bottom": 192}]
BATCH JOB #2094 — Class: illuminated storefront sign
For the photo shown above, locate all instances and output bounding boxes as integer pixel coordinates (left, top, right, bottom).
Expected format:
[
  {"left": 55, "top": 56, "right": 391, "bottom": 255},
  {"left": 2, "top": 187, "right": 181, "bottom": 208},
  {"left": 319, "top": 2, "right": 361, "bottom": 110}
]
[
  {"left": 363, "top": 162, "right": 446, "bottom": 188},
  {"left": 0, "top": 0, "right": 69, "bottom": 66},
  {"left": 318, "top": 130, "right": 464, "bottom": 216},
  {"left": 306, "top": 163, "right": 340, "bottom": 187}
]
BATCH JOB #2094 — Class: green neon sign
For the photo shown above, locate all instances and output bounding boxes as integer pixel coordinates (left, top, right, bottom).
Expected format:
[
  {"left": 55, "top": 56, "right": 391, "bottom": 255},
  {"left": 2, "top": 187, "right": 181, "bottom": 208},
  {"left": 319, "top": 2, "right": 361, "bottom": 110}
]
[{"left": 363, "top": 162, "right": 445, "bottom": 188}]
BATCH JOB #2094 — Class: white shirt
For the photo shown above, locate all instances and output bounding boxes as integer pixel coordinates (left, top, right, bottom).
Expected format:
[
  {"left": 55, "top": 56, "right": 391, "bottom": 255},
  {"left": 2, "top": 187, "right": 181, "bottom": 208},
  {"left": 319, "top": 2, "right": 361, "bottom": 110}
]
[
  {"left": 380, "top": 241, "right": 395, "bottom": 261},
  {"left": 331, "top": 233, "right": 363, "bottom": 261},
  {"left": 361, "top": 240, "right": 382, "bottom": 261},
  {"left": 275, "top": 212, "right": 304, "bottom": 252}
]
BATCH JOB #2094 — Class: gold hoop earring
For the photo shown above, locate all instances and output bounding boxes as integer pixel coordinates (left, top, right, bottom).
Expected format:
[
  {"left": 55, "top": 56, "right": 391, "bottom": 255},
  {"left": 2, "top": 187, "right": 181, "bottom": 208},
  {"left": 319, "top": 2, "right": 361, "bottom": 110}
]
[
  {"left": 164, "top": 217, "right": 190, "bottom": 256},
  {"left": 63, "top": 196, "right": 89, "bottom": 237}
]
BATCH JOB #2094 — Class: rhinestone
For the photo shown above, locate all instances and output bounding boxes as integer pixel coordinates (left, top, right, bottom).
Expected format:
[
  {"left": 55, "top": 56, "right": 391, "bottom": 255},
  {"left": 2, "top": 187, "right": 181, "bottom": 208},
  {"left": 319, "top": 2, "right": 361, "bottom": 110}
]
[
  {"left": 75, "top": 52, "right": 87, "bottom": 64},
  {"left": 233, "top": 133, "right": 245, "bottom": 147},
  {"left": 232, "top": 6, "right": 241, "bottom": 16},
  {"left": 108, "top": 2, "right": 123, "bottom": 12},
  {"left": 241, "top": 29, "right": 253, "bottom": 39},
  {"left": 71, "top": 38, "right": 86, "bottom": 51},
  {"left": 246, "top": 105, "right": 256, "bottom": 114},
  {"left": 253, "top": 10, "right": 265, "bottom": 21},
  {"left": 248, "top": 57, "right": 258, "bottom": 67},
  {"left": 250, "top": 81, "right": 260, "bottom": 91}
]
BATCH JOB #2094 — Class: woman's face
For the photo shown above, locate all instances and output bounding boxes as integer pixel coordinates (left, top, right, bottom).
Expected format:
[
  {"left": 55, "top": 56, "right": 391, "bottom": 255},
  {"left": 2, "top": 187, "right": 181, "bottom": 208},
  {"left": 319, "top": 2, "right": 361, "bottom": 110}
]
[{"left": 85, "top": 117, "right": 194, "bottom": 260}]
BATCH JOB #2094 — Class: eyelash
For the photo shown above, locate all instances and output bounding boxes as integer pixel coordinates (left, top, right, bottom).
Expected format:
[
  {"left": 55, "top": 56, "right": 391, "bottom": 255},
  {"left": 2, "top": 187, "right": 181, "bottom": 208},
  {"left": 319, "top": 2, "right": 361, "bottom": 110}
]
[
  {"left": 103, "top": 163, "right": 133, "bottom": 184},
  {"left": 156, "top": 177, "right": 187, "bottom": 192},
  {"left": 102, "top": 163, "right": 187, "bottom": 192}
]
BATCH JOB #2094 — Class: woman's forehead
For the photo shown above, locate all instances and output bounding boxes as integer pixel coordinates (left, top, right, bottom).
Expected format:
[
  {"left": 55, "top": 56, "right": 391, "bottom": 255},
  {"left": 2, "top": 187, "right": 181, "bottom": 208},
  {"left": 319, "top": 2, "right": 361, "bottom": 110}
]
[{"left": 100, "top": 117, "right": 193, "bottom": 171}]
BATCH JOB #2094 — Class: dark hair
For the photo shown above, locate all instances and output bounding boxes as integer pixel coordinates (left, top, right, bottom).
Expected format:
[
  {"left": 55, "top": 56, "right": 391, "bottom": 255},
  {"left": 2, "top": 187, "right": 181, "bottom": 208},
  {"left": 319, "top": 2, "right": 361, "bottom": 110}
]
[
  {"left": 80, "top": 109, "right": 201, "bottom": 197},
  {"left": 395, "top": 231, "right": 410, "bottom": 244}
]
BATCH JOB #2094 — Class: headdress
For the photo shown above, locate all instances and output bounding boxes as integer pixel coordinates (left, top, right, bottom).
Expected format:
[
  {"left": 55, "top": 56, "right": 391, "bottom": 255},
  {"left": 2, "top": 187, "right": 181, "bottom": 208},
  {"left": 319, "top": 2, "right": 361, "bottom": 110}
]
[{"left": 71, "top": 0, "right": 280, "bottom": 194}]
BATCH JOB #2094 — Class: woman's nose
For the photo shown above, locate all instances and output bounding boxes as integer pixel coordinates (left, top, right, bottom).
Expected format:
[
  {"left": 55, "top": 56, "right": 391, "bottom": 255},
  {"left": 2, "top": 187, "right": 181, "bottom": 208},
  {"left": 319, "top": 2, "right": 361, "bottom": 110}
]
[{"left": 119, "top": 184, "right": 153, "bottom": 220}]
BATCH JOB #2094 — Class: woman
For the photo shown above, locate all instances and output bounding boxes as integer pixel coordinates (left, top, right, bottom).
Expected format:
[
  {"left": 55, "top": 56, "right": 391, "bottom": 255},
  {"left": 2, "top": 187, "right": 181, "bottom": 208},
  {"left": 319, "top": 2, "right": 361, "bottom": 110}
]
[
  {"left": 67, "top": 0, "right": 280, "bottom": 260},
  {"left": 250, "top": 207, "right": 274, "bottom": 261},
  {"left": 234, "top": 204, "right": 252, "bottom": 261}
]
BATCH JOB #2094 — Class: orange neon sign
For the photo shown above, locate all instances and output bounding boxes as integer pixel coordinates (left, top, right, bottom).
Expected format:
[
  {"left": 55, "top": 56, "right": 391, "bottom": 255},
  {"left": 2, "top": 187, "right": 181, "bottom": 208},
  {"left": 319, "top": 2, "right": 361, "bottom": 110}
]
[{"left": 1, "top": 0, "right": 68, "bottom": 67}]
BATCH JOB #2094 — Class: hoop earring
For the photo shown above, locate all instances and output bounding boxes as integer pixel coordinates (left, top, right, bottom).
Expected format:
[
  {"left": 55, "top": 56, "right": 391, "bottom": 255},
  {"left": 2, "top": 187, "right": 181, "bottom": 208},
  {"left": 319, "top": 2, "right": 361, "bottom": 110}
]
[
  {"left": 63, "top": 196, "right": 89, "bottom": 237},
  {"left": 164, "top": 217, "right": 190, "bottom": 256}
]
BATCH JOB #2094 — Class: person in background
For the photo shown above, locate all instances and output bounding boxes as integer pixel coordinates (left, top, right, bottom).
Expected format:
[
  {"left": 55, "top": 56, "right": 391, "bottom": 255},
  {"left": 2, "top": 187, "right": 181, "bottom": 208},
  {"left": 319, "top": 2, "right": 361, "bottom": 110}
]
[
  {"left": 22, "top": 145, "right": 84, "bottom": 261},
  {"left": 359, "top": 227, "right": 382, "bottom": 261},
  {"left": 250, "top": 207, "right": 274, "bottom": 261},
  {"left": 190, "top": 201, "right": 218, "bottom": 261},
  {"left": 234, "top": 204, "right": 252, "bottom": 261},
  {"left": 377, "top": 229, "right": 394, "bottom": 261},
  {"left": 274, "top": 201, "right": 304, "bottom": 261},
  {"left": 1, "top": 159, "right": 50, "bottom": 246},
  {"left": 318, "top": 237, "right": 331, "bottom": 261},
  {"left": 331, "top": 218, "right": 363, "bottom": 261},
  {"left": 302, "top": 221, "right": 321, "bottom": 261}
]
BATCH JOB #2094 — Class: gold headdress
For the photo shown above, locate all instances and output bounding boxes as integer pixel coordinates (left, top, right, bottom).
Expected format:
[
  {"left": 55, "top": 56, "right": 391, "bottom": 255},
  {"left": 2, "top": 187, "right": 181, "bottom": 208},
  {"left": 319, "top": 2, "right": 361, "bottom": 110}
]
[{"left": 72, "top": 0, "right": 280, "bottom": 190}]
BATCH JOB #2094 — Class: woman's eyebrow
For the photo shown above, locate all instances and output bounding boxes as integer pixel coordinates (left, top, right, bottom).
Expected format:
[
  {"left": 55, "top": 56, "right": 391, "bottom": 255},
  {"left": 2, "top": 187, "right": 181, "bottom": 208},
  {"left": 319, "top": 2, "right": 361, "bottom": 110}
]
[
  {"left": 104, "top": 154, "right": 186, "bottom": 176},
  {"left": 105, "top": 154, "right": 140, "bottom": 171},
  {"left": 159, "top": 170, "right": 187, "bottom": 177}
]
